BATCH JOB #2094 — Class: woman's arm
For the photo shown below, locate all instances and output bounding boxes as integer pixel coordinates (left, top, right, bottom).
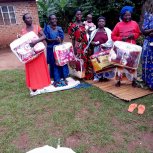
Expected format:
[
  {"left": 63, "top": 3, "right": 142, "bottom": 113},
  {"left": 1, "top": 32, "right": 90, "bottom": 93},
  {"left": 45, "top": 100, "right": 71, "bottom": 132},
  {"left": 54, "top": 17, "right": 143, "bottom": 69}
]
[
  {"left": 128, "top": 22, "right": 141, "bottom": 40},
  {"left": 111, "top": 24, "right": 123, "bottom": 41},
  {"left": 142, "top": 29, "right": 153, "bottom": 36},
  {"left": 30, "top": 30, "right": 46, "bottom": 47},
  {"left": 72, "top": 38, "right": 77, "bottom": 54},
  {"left": 101, "top": 28, "right": 113, "bottom": 48},
  {"left": 142, "top": 12, "right": 153, "bottom": 36}
]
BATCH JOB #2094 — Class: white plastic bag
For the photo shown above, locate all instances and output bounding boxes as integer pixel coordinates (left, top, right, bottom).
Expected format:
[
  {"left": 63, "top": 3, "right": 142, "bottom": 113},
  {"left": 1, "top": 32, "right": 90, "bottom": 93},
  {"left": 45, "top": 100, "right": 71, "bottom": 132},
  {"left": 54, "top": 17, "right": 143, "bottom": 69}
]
[
  {"left": 109, "top": 41, "right": 142, "bottom": 69},
  {"left": 26, "top": 145, "right": 76, "bottom": 153},
  {"left": 53, "top": 42, "right": 75, "bottom": 66},
  {"left": 10, "top": 31, "right": 45, "bottom": 63}
]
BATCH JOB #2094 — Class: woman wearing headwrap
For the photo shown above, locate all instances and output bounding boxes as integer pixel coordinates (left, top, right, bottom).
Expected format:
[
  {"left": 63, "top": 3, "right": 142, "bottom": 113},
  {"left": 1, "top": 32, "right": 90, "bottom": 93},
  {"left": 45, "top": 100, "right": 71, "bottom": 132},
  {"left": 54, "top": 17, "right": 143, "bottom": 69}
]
[
  {"left": 141, "top": 0, "right": 153, "bottom": 89},
  {"left": 112, "top": 6, "right": 141, "bottom": 44},
  {"left": 111, "top": 6, "right": 141, "bottom": 87}
]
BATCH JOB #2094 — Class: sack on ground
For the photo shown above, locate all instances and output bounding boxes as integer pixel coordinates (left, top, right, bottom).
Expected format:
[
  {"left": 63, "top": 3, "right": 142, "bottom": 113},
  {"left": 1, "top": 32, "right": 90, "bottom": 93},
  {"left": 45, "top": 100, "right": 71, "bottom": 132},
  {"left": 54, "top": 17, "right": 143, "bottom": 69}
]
[
  {"left": 53, "top": 42, "right": 75, "bottom": 66},
  {"left": 109, "top": 41, "right": 142, "bottom": 69},
  {"left": 10, "top": 31, "right": 45, "bottom": 63}
]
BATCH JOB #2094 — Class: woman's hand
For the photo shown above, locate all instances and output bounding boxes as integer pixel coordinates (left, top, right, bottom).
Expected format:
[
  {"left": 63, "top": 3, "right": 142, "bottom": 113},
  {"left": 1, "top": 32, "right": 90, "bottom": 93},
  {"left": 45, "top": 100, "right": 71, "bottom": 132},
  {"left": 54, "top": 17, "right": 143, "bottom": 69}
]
[
  {"left": 17, "top": 33, "right": 21, "bottom": 38},
  {"left": 149, "top": 32, "right": 153, "bottom": 37},
  {"left": 29, "top": 40, "right": 38, "bottom": 47},
  {"left": 56, "top": 36, "right": 62, "bottom": 43},
  {"left": 128, "top": 34, "right": 134, "bottom": 39},
  {"left": 122, "top": 37, "right": 128, "bottom": 41},
  {"left": 91, "top": 41, "right": 100, "bottom": 46},
  {"left": 74, "top": 47, "right": 77, "bottom": 55}
]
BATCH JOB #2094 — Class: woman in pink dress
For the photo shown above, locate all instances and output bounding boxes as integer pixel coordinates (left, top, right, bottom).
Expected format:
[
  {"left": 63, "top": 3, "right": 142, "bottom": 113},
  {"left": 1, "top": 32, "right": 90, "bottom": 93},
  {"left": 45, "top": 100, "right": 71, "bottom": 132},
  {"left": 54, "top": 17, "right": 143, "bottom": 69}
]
[{"left": 21, "top": 13, "right": 51, "bottom": 95}]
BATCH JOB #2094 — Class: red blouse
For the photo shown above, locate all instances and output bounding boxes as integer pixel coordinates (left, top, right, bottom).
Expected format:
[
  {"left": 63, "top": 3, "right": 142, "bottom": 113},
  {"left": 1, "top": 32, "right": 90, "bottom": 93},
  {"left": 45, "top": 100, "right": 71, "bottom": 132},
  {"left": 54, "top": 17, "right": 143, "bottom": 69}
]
[{"left": 111, "top": 20, "right": 141, "bottom": 44}]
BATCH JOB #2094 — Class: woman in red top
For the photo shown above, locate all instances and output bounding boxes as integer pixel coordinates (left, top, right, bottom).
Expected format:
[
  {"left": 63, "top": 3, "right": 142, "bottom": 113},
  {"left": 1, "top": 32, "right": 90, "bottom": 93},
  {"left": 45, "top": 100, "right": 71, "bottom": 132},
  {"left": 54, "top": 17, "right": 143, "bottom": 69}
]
[
  {"left": 22, "top": 13, "right": 51, "bottom": 95},
  {"left": 111, "top": 6, "right": 140, "bottom": 44},
  {"left": 68, "top": 9, "right": 93, "bottom": 80},
  {"left": 111, "top": 6, "right": 141, "bottom": 87}
]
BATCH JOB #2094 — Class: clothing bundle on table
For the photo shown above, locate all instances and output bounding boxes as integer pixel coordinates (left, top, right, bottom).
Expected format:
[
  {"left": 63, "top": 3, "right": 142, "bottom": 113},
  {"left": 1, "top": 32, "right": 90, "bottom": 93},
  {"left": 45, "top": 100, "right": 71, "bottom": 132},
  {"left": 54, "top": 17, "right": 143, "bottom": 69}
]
[{"left": 10, "top": 31, "right": 45, "bottom": 63}]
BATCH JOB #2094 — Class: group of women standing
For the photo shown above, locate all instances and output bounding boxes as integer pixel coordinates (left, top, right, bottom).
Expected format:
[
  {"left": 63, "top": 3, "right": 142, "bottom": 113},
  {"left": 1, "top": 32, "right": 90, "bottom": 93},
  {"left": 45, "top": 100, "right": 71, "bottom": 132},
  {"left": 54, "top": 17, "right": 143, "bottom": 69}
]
[
  {"left": 21, "top": 1, "right": 153, "bottom": 94},
  {"left": 68, "top": 6, "right": 141, "bottom": 86}
]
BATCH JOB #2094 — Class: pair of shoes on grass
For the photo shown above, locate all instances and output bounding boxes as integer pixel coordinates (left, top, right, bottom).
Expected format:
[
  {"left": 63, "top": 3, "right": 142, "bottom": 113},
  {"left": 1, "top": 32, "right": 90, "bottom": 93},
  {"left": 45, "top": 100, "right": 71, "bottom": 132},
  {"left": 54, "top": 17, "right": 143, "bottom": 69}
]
[{"left": 128, "top": 103, "right": 145, "bottom": 114}]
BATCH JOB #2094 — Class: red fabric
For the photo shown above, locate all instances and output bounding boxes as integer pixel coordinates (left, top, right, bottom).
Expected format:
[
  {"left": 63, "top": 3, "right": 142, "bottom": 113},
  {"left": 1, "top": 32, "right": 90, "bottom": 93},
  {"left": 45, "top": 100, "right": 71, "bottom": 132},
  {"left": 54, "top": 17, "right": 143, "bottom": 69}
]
[
  {"left": 68, "top": 22, "right": 93, "bottom": 79},
  {"left": 111, "top": 20, "right": 141, "bottom": 44},
  {"left": 68, "top": 22, "right": 87, "bottom": 54},
  {"left": 22, "top": 25, "right": 51, "bottom": 89},
  {"left": 93, "top": 31, "right": 108, "bottom": 44}
]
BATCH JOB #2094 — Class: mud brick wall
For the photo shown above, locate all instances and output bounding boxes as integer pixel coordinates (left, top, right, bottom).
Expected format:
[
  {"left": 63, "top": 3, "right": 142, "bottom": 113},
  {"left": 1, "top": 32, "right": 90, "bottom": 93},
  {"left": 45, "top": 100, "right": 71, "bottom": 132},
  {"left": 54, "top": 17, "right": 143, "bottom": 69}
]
[{"left": 0, "top": 0, "right": 39, "bottom": 48}]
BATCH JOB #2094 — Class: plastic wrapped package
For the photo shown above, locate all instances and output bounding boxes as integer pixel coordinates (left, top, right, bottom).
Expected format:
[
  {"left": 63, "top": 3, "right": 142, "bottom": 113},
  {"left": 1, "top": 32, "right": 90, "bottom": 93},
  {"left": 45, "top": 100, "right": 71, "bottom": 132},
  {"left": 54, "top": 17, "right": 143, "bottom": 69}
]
[
  {"left": 53, "top": 42, "right": 75, "bottom": 66},
  {"left": 90, "top": 49, "right": 112, "bottom": 73},
  {"left": 10, "top": 31, "right": 45, "bottom": 63},
  {"left": 109, "top": 41, "right": 142, "bottom": 69},
  {"left": 68, "top": 57, "right": 85, "bottom": 79}
]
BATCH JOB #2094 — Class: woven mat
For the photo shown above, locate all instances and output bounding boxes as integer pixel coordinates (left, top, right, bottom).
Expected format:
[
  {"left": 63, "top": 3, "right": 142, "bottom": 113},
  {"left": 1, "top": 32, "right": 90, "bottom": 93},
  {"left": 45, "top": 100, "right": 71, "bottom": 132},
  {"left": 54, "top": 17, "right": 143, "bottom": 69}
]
[{"left": 86, "top": 80, "right": 153, "bottom": 101}]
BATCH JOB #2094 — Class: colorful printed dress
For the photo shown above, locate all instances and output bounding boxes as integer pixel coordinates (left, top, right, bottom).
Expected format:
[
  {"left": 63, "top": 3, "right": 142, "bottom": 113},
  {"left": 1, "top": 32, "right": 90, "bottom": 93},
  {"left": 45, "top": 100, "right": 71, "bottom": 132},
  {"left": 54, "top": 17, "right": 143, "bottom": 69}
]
[
  {"left": 111, "top": 20, "right": 141, "bottom": 82},
  {"left": 44, "top": 25, "right": 69, "bottom": 83},
  {"left": 22, "top": 25, "right": 51, "bottom": 90},
  {"left": 68, "top": 22, "right": 94, "bottom": 80},
  {"left": 142, "top": 12, "right": 153, "bottom": 89}
]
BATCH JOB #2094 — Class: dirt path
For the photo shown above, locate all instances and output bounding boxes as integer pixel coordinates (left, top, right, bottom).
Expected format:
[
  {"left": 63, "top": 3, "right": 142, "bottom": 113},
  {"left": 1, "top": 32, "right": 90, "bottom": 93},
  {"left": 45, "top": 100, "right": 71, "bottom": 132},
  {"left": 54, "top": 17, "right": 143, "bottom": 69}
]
[{"left": 0, "top": 48, "right": 24, "bottom": 71}]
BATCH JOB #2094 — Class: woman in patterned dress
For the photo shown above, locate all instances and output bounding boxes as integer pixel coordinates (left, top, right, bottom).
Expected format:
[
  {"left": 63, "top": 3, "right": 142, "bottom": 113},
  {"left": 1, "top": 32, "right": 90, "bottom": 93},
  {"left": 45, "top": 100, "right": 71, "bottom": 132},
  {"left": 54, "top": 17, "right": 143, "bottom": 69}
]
[
  {"left": 68, "top": 9, "right": 94, "bottom": 80},
  {"left": 141, "top": 0, "right": 153, "bottom": 89}
]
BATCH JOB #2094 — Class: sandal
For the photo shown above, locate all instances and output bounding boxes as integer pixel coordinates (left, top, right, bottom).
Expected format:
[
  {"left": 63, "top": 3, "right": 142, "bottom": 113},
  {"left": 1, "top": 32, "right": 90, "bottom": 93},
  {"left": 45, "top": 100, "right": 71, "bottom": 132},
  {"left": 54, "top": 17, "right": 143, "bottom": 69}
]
[
  {"left": 138, "top": 104, "right": 145, "bottom": 115},
  {"left": 128, "top": 103, "right": 138, "bottom": 112}
]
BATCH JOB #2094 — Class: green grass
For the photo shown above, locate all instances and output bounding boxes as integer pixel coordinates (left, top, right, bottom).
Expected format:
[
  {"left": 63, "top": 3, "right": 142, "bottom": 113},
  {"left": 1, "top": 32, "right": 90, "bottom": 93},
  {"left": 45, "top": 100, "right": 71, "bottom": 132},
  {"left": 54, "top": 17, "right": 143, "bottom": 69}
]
[{"left": 0, "top": 70, "right": 153, "bottom": 153}]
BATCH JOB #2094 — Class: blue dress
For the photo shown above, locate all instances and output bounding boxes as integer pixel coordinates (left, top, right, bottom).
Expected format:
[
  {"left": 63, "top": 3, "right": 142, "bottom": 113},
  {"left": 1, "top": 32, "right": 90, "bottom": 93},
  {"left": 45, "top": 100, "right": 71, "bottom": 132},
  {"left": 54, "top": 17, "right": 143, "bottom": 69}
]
[
  {"left": 142, "top": 12, "right": 153, "bottom": 89},
  {"left": 44, "top": 25, "right": 69, "bottom": 82}
]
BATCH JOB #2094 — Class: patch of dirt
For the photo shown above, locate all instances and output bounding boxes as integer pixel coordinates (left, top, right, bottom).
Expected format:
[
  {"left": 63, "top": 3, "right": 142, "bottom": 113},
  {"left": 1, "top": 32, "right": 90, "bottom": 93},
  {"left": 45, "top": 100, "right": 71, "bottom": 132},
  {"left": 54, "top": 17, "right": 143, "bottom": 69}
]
[
  {"left": 112, "top": 132, "right": 124, "bottom": 144},
  {"left": 75, "top": 108, "right": 89, "bottom": 120},
  {"left": 112, "top": 117, "right": 153, "bottom": 152},
  {"left": 12, "top": 132, "right": 30, "bottom": 151},
  {"left": 0, "top": 127, "right": 8, "bottom": 136},
  {"left": 89, "top": 144, "right": 118, "bottom": 153},
  {"left": 65, "top": 132, "right": 90, "bottom": 148},
  {"left": 65, "top": 133, "right": 81, "bottom": 148},
  {"left": 127, "top": 132, "right": 153, "bottom": 152},
  {"left": 94, "top": 101, "right": 101, "bottom": 109},
  {"left": 0, "top": 48, "right": 24, "bottom": 70},
  {"left": 35, "top": 106, "right": 53, "bottom": 129}
]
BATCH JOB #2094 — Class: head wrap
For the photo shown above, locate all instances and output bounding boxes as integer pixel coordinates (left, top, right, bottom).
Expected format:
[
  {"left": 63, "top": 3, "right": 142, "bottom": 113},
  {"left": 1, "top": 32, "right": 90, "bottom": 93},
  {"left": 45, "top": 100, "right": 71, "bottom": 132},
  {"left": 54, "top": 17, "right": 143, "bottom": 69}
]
[{"left": 120, "top": 6, "right": 134, "bottom": 16}]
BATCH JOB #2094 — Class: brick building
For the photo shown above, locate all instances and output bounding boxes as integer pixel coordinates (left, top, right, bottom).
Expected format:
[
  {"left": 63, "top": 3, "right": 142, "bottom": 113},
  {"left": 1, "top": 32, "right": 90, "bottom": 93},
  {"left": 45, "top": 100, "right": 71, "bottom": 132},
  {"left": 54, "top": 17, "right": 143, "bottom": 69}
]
[{"left": 0, "top": 0, "right": 39, "bottom": 48}]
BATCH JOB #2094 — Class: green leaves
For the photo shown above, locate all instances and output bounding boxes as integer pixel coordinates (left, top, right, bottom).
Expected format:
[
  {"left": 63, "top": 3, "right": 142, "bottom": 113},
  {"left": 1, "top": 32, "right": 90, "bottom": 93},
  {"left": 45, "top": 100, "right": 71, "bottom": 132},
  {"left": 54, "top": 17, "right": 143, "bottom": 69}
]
[{"left": 37, "top": 0, "right": 144, "bottom": 29}]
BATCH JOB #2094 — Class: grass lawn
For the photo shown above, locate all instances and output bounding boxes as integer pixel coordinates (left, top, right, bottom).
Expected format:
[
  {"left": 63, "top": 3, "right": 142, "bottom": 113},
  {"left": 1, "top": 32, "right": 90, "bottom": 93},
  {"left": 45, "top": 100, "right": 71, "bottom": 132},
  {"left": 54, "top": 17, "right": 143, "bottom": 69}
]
[{"left": 0, "top": 70, "right": 153, "bottom": 153}]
